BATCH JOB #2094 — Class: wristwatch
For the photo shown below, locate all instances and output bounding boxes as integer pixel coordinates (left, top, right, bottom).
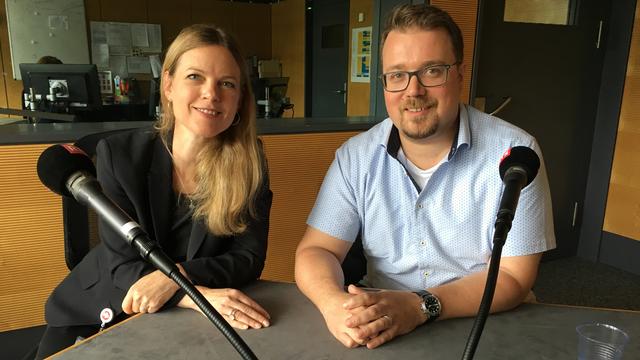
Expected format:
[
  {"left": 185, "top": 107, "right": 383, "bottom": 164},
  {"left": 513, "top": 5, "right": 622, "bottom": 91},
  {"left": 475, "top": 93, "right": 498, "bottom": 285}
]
[{"left": 414, "top": 290, "right": 441, "bottom": 324}]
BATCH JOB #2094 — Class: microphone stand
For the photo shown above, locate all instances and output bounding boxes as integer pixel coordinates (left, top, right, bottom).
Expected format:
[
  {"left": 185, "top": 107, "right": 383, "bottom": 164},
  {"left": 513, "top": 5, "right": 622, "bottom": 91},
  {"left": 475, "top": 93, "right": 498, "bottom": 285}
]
[
  {"left": 460, "top": 218, "right": 510, "bottom": 360},
  {"left": 131, "top": 231, "right": 258, "bottom": 360},
  {"left": 461, "top": 169, "right": 526, "bottom": 360}
]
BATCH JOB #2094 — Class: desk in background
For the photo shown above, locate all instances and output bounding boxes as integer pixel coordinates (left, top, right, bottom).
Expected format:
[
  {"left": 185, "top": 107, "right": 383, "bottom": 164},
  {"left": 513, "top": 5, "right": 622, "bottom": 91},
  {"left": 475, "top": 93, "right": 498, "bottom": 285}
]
[{"left": 54, "top": 281, "right": 639, "bottom": 359}]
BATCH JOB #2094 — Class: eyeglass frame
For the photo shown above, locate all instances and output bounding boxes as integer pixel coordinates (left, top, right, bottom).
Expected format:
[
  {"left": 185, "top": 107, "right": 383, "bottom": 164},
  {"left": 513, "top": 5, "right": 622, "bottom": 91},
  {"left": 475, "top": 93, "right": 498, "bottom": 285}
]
[{"left": 379, "top": 62, "right": 461, "bottom": 92}]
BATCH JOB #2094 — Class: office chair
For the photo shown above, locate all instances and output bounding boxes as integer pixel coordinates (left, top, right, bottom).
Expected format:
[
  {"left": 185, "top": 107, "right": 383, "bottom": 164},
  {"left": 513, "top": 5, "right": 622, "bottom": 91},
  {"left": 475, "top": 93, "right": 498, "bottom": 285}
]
[{"left": 61, "top": 128, "right": 134, "bottom": 270}]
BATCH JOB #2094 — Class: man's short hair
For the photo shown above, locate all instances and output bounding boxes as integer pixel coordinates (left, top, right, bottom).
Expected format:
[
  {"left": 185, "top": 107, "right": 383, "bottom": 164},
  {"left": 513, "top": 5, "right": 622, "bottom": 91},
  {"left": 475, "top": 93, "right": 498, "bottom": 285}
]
[{"left": 381, "top": 4, "right": 464, "bottom": 64}]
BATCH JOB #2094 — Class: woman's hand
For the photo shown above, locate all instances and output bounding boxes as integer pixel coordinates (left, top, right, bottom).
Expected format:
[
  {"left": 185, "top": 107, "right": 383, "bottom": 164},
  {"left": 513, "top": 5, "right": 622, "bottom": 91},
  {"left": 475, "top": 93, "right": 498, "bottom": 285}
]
[
  {"left": 178, "top": 287, "right": 271, "bottom": 330},
  {"left": 122, "top": 265, "right": 187, "bottom": 314}
]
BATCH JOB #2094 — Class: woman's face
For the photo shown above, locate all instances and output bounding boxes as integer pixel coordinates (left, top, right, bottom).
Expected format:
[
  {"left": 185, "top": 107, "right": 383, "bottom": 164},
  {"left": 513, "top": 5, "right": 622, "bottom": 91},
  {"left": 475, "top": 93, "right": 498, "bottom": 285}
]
[{"left": 164, "top": 45, "right": 242, "bottom": 140}]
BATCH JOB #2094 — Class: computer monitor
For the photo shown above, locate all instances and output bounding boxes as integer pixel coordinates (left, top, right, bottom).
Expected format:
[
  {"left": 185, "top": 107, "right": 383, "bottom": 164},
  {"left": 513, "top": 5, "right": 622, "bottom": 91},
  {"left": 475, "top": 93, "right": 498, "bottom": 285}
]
[{"left": 20, "top": 63, "right": 102, "bottom": 112}]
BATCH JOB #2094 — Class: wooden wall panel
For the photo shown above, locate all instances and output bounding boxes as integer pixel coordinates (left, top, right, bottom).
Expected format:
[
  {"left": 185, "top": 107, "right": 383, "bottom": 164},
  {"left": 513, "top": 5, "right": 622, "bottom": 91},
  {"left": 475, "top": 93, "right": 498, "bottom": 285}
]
[
  {"left": 191, "top": 0, "right": 234, "bottom": 35},
  {"left": 604, "top": 3, "right": 640, "bottom": 240},
  {"left": 259, "top": 132, "right": 359, "bottom": 282},
  {"left": 0, "top": 144, "right": 68, "bottom": 332},
  {"left": 0, "top": 0, "right": 24, "bottom": 110},
  {"left": 99, "top": 0, "right": 147, "bottom": 23},
  {"left": 233, "top": 3, "right": 272, "bottom": 59},
  {"left": 271, "top": 0, "right": 305, "bottom": 117},
  {"left": 147, "top": 0, "right": 193, "bottom": 50},
  {"left": 0, "top": 0, "right": 9, "bottom": 109},
  {"left": 84, "top": 0, "right": 102, "bottom": 21},
  {"left": 347, "top": 0, "right": 373, "bottom": 116},
  {"left": 431, "top": 0, "right": 478, "bottom": 103}
]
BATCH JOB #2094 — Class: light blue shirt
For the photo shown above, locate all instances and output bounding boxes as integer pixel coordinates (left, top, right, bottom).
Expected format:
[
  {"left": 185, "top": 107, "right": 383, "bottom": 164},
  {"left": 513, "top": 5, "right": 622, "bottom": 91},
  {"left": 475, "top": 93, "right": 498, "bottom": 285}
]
[{"left": 307, "top": 104, "right": 556, "bottom": 291}]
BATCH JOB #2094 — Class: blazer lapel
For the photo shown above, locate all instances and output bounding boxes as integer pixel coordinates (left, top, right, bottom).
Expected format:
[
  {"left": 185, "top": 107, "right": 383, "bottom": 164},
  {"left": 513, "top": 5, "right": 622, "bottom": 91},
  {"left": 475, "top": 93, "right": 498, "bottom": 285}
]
[
  {"left": 187, "top": 218, "right": 207, "bottom": 260},
  {"left": 147, "top": 136, "right": 173, "bottom": 245}
]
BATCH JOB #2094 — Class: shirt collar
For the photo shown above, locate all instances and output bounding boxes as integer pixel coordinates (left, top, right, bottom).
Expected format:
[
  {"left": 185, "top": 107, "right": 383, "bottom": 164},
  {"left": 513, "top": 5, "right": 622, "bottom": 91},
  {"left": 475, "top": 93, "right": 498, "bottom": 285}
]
[{"left": 384, "top": 104, "right": 472, "bottom": 160}]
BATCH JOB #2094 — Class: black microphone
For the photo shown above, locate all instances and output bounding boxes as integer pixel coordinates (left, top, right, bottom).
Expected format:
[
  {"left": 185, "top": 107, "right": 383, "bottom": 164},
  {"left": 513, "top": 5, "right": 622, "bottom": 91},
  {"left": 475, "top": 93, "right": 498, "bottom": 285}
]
[
  {"left": 495, "top": 146, "right": 541, "bottom": 236},
  {"left": 462, "top": 146, "right": 541, "bottom": 360},
  {"left": 37, "top": 144, "right": 259, "bottom": 360},
  {"left": 37, "top": 144, "right": 176, "bottom": 275}
]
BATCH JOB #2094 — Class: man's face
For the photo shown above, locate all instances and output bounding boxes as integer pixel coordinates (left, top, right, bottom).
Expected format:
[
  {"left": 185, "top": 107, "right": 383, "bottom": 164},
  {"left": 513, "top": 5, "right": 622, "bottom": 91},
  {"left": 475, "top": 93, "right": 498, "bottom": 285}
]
[{"left": 381, "top": 27, "right": 464, "bottom": 142}]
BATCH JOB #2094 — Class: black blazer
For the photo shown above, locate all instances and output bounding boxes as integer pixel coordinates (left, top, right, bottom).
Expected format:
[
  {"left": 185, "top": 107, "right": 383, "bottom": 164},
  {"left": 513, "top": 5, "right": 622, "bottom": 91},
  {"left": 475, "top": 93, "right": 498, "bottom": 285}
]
[{"left": 45, "top": 128, "right": 272, "bottom": 327}]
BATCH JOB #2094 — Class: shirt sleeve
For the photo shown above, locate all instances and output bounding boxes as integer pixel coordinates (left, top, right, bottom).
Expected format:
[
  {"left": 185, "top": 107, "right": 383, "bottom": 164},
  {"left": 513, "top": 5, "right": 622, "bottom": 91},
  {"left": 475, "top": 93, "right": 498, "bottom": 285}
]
[{"left": 307, "top": 146, "right": 362, "bottom": 242}]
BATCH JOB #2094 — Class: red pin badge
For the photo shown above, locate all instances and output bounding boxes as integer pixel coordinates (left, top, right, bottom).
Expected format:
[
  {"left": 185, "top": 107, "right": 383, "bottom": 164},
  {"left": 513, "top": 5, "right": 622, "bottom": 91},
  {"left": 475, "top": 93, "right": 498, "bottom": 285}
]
[{"left": 99, "top": 308, "right": 114, "bottom": 330}]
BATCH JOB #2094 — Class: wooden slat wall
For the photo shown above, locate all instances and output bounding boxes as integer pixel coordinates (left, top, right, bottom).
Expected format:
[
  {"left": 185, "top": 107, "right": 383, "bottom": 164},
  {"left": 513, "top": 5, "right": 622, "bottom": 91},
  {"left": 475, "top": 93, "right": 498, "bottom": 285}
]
[
  {"left": 260, "top": 131, "right": 358, "bottom": 281},
  {"left": 603, "top": 3, "right": 640, "bottom": 241},
  {"left": 0, "top": 131, "right": 357, "bottom": 331},
  {"left": 0, "top": 144, "right": 68, "bottom": 332},
  {"left": 431, "top": 0, "right": 479, "bottom": 104}
]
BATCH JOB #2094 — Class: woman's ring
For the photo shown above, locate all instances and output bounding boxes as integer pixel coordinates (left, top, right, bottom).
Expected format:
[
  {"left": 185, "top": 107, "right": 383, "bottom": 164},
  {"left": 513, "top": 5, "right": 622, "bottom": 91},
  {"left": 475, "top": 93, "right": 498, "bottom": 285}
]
[{"left": 229, "top": 309, "right": 238, "bottom": 321}]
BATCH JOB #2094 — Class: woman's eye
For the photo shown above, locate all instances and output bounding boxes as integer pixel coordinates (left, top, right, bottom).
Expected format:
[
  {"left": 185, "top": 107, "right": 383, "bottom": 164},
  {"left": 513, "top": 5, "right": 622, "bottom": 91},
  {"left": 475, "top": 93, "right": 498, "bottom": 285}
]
[
  {"left": 186, "top": 74, "right": 201, "bottom": 80},
  {"left": 222, "top": 81, "right": 237, "bottom": 88}
]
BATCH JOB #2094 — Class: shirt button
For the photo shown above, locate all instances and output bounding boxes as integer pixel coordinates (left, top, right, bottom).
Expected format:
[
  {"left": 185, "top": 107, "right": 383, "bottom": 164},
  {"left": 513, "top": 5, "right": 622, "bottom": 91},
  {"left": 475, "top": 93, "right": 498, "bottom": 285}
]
[
  {"left": 424, "top": 271, "right": 429, "bottom": 277},
  {"left": 420, "top": 240, "right": 426, "bottom": 246},
  {"left": 417, "top": 204, "right": 423, "bottom": 209}
]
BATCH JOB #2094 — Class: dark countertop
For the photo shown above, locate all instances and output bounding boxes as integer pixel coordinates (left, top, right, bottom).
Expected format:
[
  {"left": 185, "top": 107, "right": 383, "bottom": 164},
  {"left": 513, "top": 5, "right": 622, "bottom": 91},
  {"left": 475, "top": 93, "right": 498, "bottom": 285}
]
[
  {"left": 0, "top": 116, "right": 383, "bottom": 145},
  {"left": 56, "top": 281, "right": 640, "bottom": 359}
]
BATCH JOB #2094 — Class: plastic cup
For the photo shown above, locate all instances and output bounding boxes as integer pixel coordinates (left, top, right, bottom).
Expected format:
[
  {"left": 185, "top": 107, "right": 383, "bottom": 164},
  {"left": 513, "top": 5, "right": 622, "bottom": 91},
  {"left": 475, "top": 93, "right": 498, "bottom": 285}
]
[{"left": 576, "top": 323, "right": 629, "bottom": 360}]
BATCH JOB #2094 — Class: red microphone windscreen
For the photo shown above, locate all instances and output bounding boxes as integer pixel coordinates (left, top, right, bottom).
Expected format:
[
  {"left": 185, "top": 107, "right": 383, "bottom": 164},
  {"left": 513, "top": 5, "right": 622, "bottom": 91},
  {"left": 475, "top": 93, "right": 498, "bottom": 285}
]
[
  {"left": 37, "top": 144, "right": 96, "bottom": 196},
  {"left": 499, "top": 146, "right": 540, "bottom": 186}
]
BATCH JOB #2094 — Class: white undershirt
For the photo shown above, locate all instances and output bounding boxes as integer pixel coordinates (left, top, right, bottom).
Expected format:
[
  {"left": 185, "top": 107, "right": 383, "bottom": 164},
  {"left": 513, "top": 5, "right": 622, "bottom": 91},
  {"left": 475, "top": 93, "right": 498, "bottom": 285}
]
[{"left": 397, "top": 147, "right": 447, "bottom": 191}]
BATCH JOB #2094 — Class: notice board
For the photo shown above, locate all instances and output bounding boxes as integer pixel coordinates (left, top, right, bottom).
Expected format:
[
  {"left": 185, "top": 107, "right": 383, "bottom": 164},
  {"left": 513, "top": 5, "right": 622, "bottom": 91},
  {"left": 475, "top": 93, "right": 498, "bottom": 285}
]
[{"left": 5, "top": 0, "right": 89, "bottom": 80}]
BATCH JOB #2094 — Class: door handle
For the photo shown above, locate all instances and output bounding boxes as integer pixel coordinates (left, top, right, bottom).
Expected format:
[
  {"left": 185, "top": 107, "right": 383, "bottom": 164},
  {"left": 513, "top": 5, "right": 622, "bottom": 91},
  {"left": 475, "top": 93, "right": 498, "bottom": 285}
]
[
  {"left": 335, "top": 90, "right": 346, "bottom": 94},
  {"left": 489, "top": 96, "right": 512, "bottom": 116}
]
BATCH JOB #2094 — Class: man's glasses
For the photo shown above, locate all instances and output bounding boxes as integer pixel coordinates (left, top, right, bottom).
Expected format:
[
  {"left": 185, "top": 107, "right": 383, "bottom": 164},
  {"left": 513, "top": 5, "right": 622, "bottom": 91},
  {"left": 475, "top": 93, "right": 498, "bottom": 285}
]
[{"left": 380, "top": 63, "right": 459, "bottom": 92}]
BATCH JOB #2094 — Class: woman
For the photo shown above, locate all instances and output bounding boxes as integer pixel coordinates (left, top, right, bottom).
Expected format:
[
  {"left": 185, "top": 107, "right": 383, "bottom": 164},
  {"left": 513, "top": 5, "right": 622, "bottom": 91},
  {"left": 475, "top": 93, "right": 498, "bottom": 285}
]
[{"left": 35, "top": 24, "right": 272, "bottom": 359}]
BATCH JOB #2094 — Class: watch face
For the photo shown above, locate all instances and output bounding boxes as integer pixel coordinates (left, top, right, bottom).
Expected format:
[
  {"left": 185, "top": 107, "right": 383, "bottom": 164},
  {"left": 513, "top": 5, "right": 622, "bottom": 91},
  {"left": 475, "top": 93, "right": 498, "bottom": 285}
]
[
  {"left": 416, "top": 291, "right": 441, "bottom": 321},
  {"left": 425, "top": 297, "right": 440, "bottom": 315},
  {"left": 425, "top": 295, "right": 441, "bottom": 316}
]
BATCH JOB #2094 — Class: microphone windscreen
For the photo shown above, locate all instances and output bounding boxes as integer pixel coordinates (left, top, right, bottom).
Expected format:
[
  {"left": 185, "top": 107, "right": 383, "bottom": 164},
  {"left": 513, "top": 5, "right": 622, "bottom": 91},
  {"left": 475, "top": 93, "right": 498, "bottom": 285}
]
[
  {"left": 37, "top": 144, "right": 96, "bottom": 196},
  {"left": 499, "top": 146, "right": 540, "bottom": 186}
]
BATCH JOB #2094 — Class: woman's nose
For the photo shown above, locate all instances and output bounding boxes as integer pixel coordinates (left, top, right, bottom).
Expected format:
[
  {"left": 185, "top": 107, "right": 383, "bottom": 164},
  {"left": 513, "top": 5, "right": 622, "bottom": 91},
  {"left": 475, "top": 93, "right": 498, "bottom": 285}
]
[{"left": 202, "top": 82, "right": 220, "bottom": 101}]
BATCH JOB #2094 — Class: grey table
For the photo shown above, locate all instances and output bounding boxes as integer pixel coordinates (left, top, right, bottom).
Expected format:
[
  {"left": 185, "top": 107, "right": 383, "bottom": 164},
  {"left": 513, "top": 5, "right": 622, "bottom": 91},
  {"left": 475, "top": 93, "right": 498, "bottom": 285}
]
[{"left": 53, "top": 281, "right": 639, "bottom": 359}]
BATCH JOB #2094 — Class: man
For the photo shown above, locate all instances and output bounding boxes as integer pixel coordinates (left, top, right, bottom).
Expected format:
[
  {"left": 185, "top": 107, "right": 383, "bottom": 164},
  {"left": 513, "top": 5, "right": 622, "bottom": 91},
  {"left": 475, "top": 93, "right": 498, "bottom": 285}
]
[{"left": 295, "top": 4, "right": 555, "bottom": 349}]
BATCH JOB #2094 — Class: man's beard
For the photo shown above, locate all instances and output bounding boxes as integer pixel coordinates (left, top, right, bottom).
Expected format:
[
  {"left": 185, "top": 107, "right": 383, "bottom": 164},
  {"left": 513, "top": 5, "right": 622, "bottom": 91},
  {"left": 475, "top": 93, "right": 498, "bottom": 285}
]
[{"left": 399, "top": 98, "right": 439, "bottom": 140}]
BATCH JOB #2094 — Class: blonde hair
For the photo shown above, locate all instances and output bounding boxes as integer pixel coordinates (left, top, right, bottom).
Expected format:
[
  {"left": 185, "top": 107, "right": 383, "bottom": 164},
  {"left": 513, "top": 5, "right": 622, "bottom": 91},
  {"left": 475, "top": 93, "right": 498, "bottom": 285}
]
[{"left": 156, "top": 24, "right": 265, "bottom": 235}]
